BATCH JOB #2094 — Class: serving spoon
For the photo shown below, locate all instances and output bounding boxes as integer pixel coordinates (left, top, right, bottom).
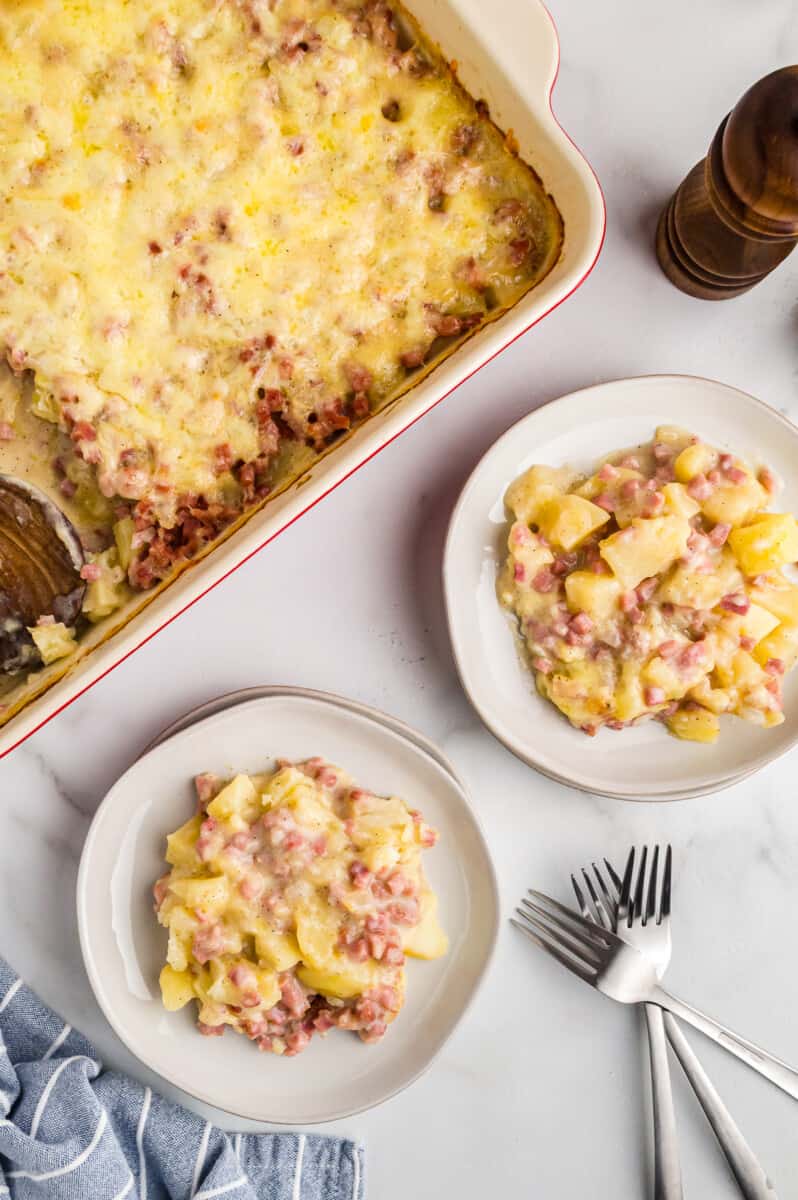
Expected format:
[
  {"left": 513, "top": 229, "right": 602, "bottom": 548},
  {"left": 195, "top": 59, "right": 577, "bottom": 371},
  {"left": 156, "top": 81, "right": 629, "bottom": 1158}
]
[{"left": 0, "top": 473, "right": 85, "bottom": 672}]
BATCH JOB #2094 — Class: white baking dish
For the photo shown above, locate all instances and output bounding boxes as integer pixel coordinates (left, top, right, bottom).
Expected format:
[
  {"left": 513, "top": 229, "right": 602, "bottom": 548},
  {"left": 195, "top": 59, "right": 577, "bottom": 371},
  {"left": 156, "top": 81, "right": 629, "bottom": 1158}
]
[{"left": 0, "top": 0, "right": 604, "bottom": 756}]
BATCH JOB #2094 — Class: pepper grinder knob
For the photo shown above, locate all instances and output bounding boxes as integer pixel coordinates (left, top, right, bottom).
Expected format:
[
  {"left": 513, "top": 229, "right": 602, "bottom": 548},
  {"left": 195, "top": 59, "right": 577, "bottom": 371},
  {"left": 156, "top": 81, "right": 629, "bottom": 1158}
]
[{"left": 656, "top": 66, "right": 798, "bottom": 299}]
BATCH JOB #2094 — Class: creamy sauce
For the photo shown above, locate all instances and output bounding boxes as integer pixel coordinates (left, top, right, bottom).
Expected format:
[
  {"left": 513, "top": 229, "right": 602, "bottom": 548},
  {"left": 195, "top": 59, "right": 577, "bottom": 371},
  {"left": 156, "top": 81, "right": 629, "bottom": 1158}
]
[
  {"left": 156, "top": 758, "right": 446, "bottom": 1054},
  {"left": 499, "top": 427, "right": 798, "bottom": 742}
]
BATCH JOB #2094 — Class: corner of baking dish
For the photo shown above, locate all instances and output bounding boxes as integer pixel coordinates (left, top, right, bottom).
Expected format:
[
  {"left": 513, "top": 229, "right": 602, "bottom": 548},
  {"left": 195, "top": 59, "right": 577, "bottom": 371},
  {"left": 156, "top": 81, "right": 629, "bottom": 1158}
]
[{"left": 0, "top": 0, "right": 605, "bottom": 758}]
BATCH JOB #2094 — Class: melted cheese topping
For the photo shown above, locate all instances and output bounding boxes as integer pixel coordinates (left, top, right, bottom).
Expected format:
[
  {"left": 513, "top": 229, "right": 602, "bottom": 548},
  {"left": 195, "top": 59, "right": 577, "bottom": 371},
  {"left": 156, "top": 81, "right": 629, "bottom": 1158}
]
[
  {"left": 0, "top": 0, "right": 561, "bottom": 534},
  {"left": 499, "top": 427, "right": 798, "bottom": 742},
  {"left": 156, "top": 758, "right": 446, "bottom": 1054}
]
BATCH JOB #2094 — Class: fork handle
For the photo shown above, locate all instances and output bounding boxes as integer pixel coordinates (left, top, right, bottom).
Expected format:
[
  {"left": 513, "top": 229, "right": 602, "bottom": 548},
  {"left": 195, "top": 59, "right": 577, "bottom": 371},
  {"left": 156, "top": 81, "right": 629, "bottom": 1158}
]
[
  {"left": 663, "top": 1014, "right": 778, "bottom": 1199},
  {"left": 644, "top": 1004, "right": 684, "bottom": 1199},
  {"left": 650, "top": 986, "right": 798, "bottom": 1101}
]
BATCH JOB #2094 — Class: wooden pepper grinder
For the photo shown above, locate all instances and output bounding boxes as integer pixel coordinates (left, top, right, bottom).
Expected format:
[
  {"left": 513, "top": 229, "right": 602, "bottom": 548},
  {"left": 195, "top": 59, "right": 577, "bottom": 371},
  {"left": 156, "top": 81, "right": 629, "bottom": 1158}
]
[{"left": 656, "top": 66, "right": 798, "bottom": 299}]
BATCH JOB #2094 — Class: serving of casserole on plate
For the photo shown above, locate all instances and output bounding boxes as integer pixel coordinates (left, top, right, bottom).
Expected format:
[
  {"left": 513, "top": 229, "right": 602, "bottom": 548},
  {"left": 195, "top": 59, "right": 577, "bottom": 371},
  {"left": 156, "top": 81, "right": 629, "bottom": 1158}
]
[
  {"left": 78, "top": 691, "right": 498, "bottom": 1123},
  {"left": 0, "top": 0, "right": 604, "bottom": 751}
]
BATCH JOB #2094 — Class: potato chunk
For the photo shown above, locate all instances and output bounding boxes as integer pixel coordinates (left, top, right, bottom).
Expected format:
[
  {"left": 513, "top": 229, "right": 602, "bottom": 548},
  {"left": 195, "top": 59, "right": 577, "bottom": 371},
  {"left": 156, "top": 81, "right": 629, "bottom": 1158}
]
[
  {"left": 672, "top": 441, "right": 715, "bottom": 482},
  {"left": 165, "top": 815, "right": 202, "bottom": 868},
  {"left": 674, "top": 442, "right": 717, "bottom": 483},
  {"left": 537, "top": 495, "right": 610, "bottom": 550},
  {"left": 28, "top": 622, "right": 77, "bottom": 665},
  {"left": 655, "top": 425, "right": 692, "bottom": 450},
  {"left": 169, "top": 875, "right": 230, "bottom": 915},
  {"left": 666, "top": 707, "right": 720, "bottom": 743},
  {"left": 504, "top": 465, "right": 574, "bottom": 524},
  {"left": 295, "top": 895, "right": 343, "bottom": 969},
  {"left": 749, "top": 578, "right": 798, "bottom": 625},
  {"left": 661, "top": 482, "right": 700, "bottom": 520},
  {"left": 207, "top": 774, "right": 259, "bottom": 823},
  {"left": 254, "top": 922, "right": 302, "bottom": 973},
  {"left": 720, "top": 603, "right": 778, "bottom": 647},
  {"left": 729, "top": 515, "right": 798, "bottom": 576},
  {"left": 296, "top": 960, "right": 383, "bottom": 1000},
  {"left": 701, "top": 475, "right": 767, "bottom": 527},
  {"left": 658, "top": 549, "right": 741, "bottom": 610},
  {"left": 599, "top": 516, "right": 690, "bottom": 589},
  {"left": 403, "top": 890, "right": 448, "bottom": 960},
  {"left": 564, "top": 571, "right": 621, "bottom": 621},
  {"left": 753, "top": 623, "right": 798, "bottom": 671},
  {"left": 613, "top": 662, "right": 647, "bottom": 722},
  {"left": 159, "top": 965, "right": 195, "bottom": 1012},
  {"left": 498, "top": 525, "right": 553, "bottom": 604}
]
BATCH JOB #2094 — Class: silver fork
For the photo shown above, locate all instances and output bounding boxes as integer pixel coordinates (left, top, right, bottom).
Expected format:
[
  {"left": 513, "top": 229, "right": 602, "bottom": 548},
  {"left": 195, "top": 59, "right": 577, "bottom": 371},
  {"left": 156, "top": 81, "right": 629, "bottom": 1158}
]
[
  {"left": 512, "top": 885, "right": 798, "bottom": 1101},
  {"left": 574, "top": 847, "right": 682, "bottom": 1199},
  {"left": 572, "top": 851, "right": 777, "bottom": 1200}
]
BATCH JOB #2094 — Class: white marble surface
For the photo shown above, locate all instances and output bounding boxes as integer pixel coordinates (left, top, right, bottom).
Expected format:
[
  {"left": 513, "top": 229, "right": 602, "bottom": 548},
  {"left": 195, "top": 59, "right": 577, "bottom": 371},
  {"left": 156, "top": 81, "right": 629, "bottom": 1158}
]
[{"left": 2, "top": 1, "right": 798, "bottom": 1195}]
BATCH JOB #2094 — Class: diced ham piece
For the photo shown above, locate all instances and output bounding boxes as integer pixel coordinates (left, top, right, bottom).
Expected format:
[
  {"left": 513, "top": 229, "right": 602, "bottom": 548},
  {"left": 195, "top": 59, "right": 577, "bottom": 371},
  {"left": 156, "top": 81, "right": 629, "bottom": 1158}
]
[
  {"left": 194, "top": 773, "right": 220, "bottom": 806},
  {"left": 349, "top": 860, "right": 373, "bottom": 891},
  {"left": 284, "top": 1029, "right": 311, "bottom": 1056},
  {"left": 621, "top": 478, "right": 640, "bottom": 500},
  {"left": 687, "top": 473, "right": 714, "bottom": 500},
  {"left": 598, "top": 463, "right": 618, "bottom": 481},
  {"left": 644, "top": 686, "right": 666, "bottom": 706},
  {"left": 720, "top": 593, "right": 750, "bottom": 615},
  {"left": 238, "top": 874, "right": 263, "bottom": 902},
  {"left": 708, "top": 523, "right": 731, "bottom": 548},
  {"left": 344, "top": 362, "right": 373, "bottom": 393},
  {"left": 230, "top": 964, "right": 258, "bottom": 991},
  {"left": 724, "top": 465, "right": 747, "bottom": 484},
  {"left": 0, "top": 422, "right": 13, "bottom": 440},
  {"left": 758, "top": 466, "right": 779, "bottom": 495},
  {"left": 192, "top": 923, "right": 226, "bottom": 964},
  {"left": 570, "top": 612, "right": 593, "bottom": 636},
  {"left": 677, "top": 640, "right": 709, "bottom": 671},
  {"left": 552, "top": 552, "right": 578, "bottom": 576},
  {"left": 765, "top": 658, "right": 785, "bottom": 676},
  {"left": 514, "top": 562, "right": 526, "bottom": 582},
  {"left": 636, "top": 577, "right": 659, "bottom": 604},
  {"left": 620, "top": 591, "right": 638, "bottom": 613},
  {"left": 532, "top": 567, "right": 558, "bottom": 593},
  {"left": 652, "top": 442, "right": 672, "bottom": 463},
  {"left": 196, "top": 817, "right": 223, "bottom": 861},
  {"left": 80, "top": 563, "right": 102, "bottom": 581},
  {"left": 385, "top": 870, "right": 410, "bottom": 896},
  {"left": 197, "top": 1022, "right": 224, "bottom": 1037},
  {"left": 280, "top": 974, "right": 308, "bottom": 1018},
  {"left": 152, "top": 875, "right": 169, "bottom": 910},
  {"left": 594, "top": 493, "right": 614, "bottom": 512},
  {"left": 400, "top": 347, "right": 426, "bottom": 369},
  {"left": 532, "top": 656, "right": 552, "bottom": 674}
]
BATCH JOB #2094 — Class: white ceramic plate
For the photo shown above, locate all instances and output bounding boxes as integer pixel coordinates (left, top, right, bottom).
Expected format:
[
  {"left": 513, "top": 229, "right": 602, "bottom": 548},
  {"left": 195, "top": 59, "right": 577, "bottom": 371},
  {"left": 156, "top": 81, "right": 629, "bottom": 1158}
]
[
  {"left": 444, "top": 375, "right": 798, "bottom": 800},
  {"left": 144, "top": 685, "right": 466, "bottom": 790},
  {"left": 78, "top": 693, "right": 498, "bottom": 1123}
]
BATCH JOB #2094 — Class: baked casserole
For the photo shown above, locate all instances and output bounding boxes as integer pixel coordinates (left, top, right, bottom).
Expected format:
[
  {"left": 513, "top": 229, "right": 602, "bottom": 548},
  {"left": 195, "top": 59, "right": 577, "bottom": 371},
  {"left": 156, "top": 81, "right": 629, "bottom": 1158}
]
[{"left": 0, "top": 0, "right": 562, "bottom": 714}]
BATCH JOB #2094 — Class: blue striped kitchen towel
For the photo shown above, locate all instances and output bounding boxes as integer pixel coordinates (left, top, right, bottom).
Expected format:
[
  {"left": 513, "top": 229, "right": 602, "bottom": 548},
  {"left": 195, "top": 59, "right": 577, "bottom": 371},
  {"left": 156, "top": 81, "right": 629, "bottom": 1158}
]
[{"left": 0, "top": 958, "right": 364, "bottom": 1200}]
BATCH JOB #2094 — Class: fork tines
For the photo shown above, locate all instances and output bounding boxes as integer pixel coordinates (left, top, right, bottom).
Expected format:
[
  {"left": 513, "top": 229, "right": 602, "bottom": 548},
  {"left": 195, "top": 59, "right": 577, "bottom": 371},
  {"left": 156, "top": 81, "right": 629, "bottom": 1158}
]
[
  {"left": 619, "top": 844, "right": 673, "bottom": 927},
  {"left": 512, "top": 889, "right": 618, "bottom": 984}
]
